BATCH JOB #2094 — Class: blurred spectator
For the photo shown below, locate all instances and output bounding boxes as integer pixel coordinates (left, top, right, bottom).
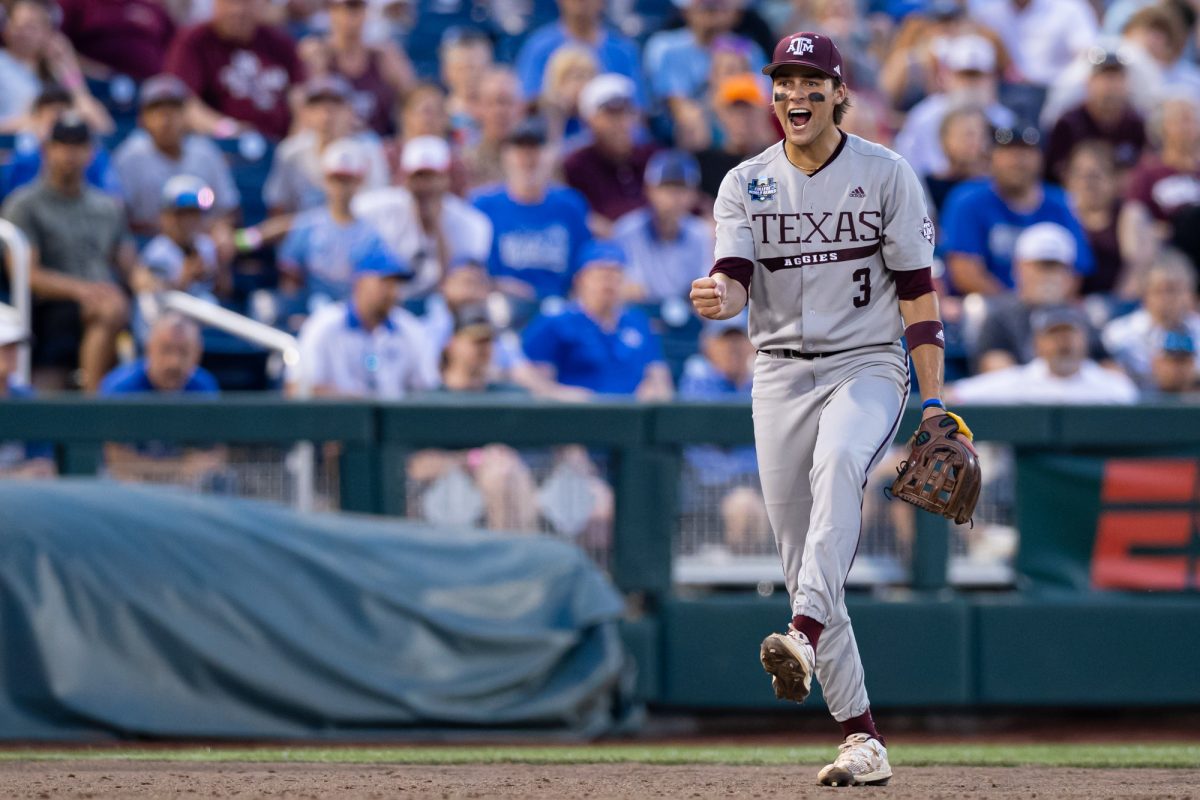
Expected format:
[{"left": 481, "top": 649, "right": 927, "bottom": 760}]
[
  {"left": 0, "top": 85, "right": 122, "bottom": 201},
  {"left": 1120, "top": 4, "right": 1200, "bottom": 96},
  {"left": 99, "top": 313, "right": 228, "bottom": 486},
  {"left": 439, "top": 26, "right": 493, "bottom": 139},
  {"left": 436, "top": 305, "right": 523, "bottom": 394},
  {"left": 0, "top": 318, "right": 55, "bottom": 479},
  {"left": 924, "top": 106, "right": 991, "bottom": 214},
  {"left": 893, "top": 34, "right": 1015, "bottom": 180},
  {"left": 536, "top": 44, "right": 598, "bottom": 148},
  {"left": 643, "top": 0, "right": 766, "bottom": 150},
  {"left": 1044, "top": 49, "right": 1146, "bottom": 183},
  {"left": 878, "top": 0, "right": 1011, "bottom": 111},
  {"left": 113, "top": 75, "right": 241, "bottom": 235},
  {"left": 564, "top": 74, "right": 657, "bottom": 230},
  {"left": 276, "top": 138, "right": 393, "bottom": 304},
  {"left": 614, "top": 150, "right": 713, "bottom": 303},
  {"left": 1102, "top": 249, "right": 1200, "bottom": 390},
  {"left": 1146, "top": 327, "right": 1200, "bottom": 395},
  {"left": 297, "top": 0, "right": 413, "bottom": 137},
  {"left": 472, "top": 117, "right": 592, "bottom": 301},
  {"left": 2, "top": 114, "right": 137, "bottom": 392},
  {"left": 292, "top": 247, "right": 438, "bottom": 397},
  {"left": 164, "top": 0, "right": 305, "bottom": 139},
  {"left": 0, "top": 0, "right": 114, "bottom": 133},
  {"left": 696, "top": 73, "right": 772, "bottom": 199},
  {"left": 399, "top": 81, "right": 450, "bottom": 140},
  {"left": 100, "top": 314, "right": 218, "bottom": 394},
  {"left": 407, "top": 306, "right": 539, "bottom": 532},
  {"left": 263, "top": 76, "right": 388, "bottom": 215},
  {"left": 966, "top": 0, "right": 1099, "bottom": 87},
  {"left": 353, "top": 135, "right": 492, "bottom": 298},
  {"left": 950, "top": 305, "right": 1138, "bottom": 404},
  {"left": 58, "top": 0, "right": 176, "bottom": 81},
  {"left": 521, "top": 240, "right": 673, "bottom": 399},
  {"left": 460, "top": 69, "right": 523, "bottom": 190},
  {"left": 515, "top": 0, "right": 645, "bottom": 105},
  {"left": 678, "top": 316, "right": 766, "bottom": 554},
  {"left": 1063, "top": 142, "right": 1127, "bottom": 297},
  {"left": 941, "top": 124, "right": 1093, "bottom": 294},
  {"left": 972, "top": 222, "right": 1105, "bottom": 372},
  {"left": 135, "top": 175, "right": 229, "bottom": 307},
  {"left": 1119, "top": 93, "right": 1200, "bottom": 287}
]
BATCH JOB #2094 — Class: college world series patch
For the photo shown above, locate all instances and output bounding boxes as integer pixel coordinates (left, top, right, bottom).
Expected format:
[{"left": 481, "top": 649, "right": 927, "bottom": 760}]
[
  {"left": 921, "top": 216, "right": 935, "bottom": 246},
  {"left": 748, "top": 177, "right": 778, "bottom": 202}
]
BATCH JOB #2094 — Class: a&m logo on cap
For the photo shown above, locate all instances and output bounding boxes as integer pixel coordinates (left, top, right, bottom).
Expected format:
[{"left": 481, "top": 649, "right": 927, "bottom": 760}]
[
  {"left": 788, "top": 36, "right": 816, "bottom": 56},
  {"left": 748, "top": 177, "right": 778, "bottom": 202}
]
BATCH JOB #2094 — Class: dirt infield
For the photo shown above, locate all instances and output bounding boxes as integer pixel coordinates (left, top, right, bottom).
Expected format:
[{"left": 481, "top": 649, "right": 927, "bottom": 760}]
[{"left": 1, "top": 761, "right": 1197, "bottom": 799}]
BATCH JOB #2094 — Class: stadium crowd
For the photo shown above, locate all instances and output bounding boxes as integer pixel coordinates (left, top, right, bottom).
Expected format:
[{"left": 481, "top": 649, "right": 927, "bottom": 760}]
[{"left": 1, "top": 0, "right": 1200, "bottom": 422}]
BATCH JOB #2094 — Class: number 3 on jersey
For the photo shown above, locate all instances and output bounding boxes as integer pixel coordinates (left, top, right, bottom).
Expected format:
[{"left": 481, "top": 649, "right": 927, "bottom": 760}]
[{"left": 851, "top": 268, "right": 871, "bottom": 308}]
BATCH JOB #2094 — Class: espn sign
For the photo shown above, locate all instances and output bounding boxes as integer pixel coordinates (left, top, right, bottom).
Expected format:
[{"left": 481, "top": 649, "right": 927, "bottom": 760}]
[{"left": 1091, "top": 458, "right": 1200, "bottom": 591}]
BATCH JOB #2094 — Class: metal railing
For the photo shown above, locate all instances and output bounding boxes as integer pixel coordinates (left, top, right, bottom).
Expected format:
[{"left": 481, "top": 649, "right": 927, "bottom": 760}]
[
  {"left": 0, "top": 219, "right": 31, "bottom": 384},
  {"left": 146, "top": 290, "right": 315, "bottom": 512}
]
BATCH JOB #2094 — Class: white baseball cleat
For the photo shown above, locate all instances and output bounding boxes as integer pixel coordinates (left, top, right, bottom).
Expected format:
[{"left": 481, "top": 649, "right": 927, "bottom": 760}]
[
  {"left": 759, "top": 625, "right": 814, "bottom": 702},
  {"left": 817, "top": 733, "right": 893, "bottom": 787}
]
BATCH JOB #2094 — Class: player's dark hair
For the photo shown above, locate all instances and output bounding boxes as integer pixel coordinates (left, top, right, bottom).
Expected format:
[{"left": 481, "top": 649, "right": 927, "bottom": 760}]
[{"left": 832, "top": 79, "right": 851, "bottom": 126}]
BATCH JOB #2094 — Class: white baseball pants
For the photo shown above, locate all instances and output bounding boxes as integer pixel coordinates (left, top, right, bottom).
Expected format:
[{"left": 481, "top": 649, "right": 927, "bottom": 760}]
[{"left": 751, "top": 343, "right": 909, "bottom": 721}]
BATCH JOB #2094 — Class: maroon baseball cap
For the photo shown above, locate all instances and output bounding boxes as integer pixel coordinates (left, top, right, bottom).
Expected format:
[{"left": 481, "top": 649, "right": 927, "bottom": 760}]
[{"left": 762, "top": 32, "right": 845, "bottom": 82}]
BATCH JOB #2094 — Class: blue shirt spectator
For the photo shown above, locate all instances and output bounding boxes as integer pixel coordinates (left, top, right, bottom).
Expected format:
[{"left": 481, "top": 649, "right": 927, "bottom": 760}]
[
  {"left": 523, "top": 302, "right": 664, "bottom": 394},
  {"left": 515, "top": 7, "right": 645, "bottom": 105},
  {"left": 941, "top": 178, "right": 1094, "bottom": 291},
  {"left": 278, "top": 207, "right": 394, "bottom": 301},
  {"left": 678, "top": 319, "right": 757, "bottom": 487},
  {"left": 472, "top": 117, "right": 592, "bottom": 299},
  {"left": 941, "top": 125, "right": 1095, "bottom": 293},
  {"left": 100, "top": 358, "right": 219, "bottom": 395},
  {"left": 643, "top": 30, "right": 766, "bottom": 106},
  {"left": 521, "top": 241, "right": 672, "bottom": 397},
  {"left": 613, "top": 150, "right": 712, "bottom": 302},
  {"left": 472, "top": 187, "right": 591, "bottom": 299}
]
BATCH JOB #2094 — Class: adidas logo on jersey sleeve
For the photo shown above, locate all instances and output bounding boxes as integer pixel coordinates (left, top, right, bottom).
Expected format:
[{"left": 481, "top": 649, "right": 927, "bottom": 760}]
[{"left": 849, "top": 186, "right": 865, "bottom": 198}]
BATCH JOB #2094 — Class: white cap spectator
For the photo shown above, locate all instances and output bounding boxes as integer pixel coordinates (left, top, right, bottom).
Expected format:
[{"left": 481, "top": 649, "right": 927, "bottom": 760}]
[
  {"left": 0, "top": 318, "right": 28, "bottom": 348},
  {"left": 937, "top": 34, "right": 997, "bottom": 74},
  {"left": 578, "top": 73, "right": 637, "bottom": 121},
  {"left": 400, "top": 135, "right": 452, "bottom": 174},
  {"left": 321, "top": 138, "right": 370, "bottom": 178},
  {"left": 1014, "top": 222, "right": 1077, "bottom": 266}
]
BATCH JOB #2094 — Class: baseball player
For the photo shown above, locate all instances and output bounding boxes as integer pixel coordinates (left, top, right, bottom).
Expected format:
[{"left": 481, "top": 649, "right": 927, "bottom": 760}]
[{"left": 690, "top": 31, "right": 968, "bottom": 787}]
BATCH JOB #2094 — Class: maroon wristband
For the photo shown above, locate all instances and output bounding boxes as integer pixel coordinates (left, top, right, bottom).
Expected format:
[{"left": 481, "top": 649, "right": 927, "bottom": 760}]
[
  {"left": 710, "top": 256, "right": 753, "bottom": 292},
  {"left": 905, "top": 320, "right": 945, "bottom": 349}
]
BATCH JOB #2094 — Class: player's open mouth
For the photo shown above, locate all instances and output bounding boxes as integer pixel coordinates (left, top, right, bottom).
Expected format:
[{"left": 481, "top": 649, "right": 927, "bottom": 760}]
[{"left": 787, "top": 109, "right": 812, "bottom": 130}]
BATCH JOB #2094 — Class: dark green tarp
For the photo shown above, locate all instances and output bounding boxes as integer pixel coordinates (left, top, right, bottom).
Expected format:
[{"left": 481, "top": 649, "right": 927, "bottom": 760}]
[{"left": 0, "top": 480, "right": 631, "bottom": 740}]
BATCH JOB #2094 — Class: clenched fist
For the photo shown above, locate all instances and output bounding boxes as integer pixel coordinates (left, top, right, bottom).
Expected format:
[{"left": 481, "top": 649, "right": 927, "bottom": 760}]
[{"left": 690, "top": 275, "right": 746, "bottom": 320}]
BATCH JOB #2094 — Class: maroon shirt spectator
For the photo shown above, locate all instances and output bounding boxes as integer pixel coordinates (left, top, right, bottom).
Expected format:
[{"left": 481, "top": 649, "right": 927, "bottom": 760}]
[
  {"left": 1126, "top": 156, "right": 1200, "bottom": 223},
  {"left": 1044, "top": 53, "right": 1145, "bottom": 183},
  {"left": 563, "top": 73, "right": 657, "bottom": 226},
  {"left": 164, "top": 0, "right": 303, "bottom": 140},
  {"left": 58, "top": 0, "right": 175, "bottom": 81}
]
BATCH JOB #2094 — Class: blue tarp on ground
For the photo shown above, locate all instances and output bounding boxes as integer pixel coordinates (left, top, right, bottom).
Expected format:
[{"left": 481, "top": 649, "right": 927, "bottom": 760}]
[{"left": 0, "top": 480, "right": 631, "bottom": 740}]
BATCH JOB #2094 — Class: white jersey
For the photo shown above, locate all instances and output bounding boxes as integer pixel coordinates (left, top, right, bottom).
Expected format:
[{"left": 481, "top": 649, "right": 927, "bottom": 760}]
[{"left": 714, "top": 133, "right": 934, "bottom": 353}]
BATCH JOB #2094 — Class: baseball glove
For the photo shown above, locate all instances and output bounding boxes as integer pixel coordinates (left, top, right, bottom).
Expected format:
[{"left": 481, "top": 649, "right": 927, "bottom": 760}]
[{"left": 890, "top": 412, "right": 981, "bottom": 526}]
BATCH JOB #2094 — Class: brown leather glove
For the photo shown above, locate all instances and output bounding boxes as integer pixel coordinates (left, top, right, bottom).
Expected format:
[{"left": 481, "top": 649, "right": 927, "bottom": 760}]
[{"left": 890, "top": 413, "right": 982, "bottom": 526}]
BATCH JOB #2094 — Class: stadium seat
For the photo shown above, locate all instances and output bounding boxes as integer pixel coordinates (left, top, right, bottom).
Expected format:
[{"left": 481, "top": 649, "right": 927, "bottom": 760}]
[{"left": 216, "top": 133, "right": 275, "bottom": 226}]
